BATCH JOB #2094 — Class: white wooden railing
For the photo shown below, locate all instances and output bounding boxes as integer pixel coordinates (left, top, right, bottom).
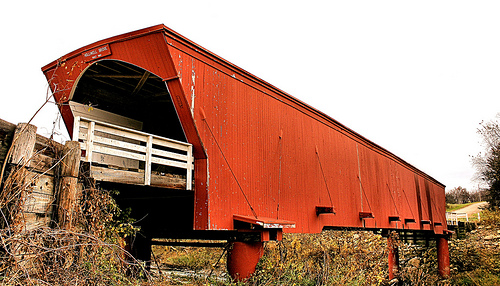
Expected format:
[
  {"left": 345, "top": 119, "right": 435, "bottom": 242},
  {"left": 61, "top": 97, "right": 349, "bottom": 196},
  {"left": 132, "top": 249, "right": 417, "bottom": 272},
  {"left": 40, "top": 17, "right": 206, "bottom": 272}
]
[
  {"left": 446, "top": 212, "right": 469, "bottom": 225},
  {"left": 72, "top": 116, "right": 193, "bottom": 190}
]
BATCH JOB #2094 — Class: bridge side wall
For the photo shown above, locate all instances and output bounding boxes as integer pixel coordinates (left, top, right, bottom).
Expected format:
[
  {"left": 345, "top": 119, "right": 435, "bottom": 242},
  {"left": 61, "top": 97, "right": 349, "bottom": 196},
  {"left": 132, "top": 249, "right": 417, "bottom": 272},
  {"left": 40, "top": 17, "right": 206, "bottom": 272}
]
[{"left": 165, "top": 30, "right": 446, "bottom": 234}]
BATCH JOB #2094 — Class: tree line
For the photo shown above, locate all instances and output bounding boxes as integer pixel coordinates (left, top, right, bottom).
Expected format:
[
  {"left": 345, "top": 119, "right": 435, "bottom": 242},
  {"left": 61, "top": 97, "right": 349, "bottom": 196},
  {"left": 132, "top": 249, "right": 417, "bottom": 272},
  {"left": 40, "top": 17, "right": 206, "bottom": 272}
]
[{"left": 445, "top": 186, "right": 487, "bottom": 204}]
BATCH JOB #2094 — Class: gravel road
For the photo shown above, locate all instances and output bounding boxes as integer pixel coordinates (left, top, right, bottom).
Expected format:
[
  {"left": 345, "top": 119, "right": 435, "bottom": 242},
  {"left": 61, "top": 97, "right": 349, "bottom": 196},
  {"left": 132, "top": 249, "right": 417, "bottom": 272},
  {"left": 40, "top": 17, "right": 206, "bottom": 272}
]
[{"left": 454, "top": 201, "right": 488, "bottom": 215}]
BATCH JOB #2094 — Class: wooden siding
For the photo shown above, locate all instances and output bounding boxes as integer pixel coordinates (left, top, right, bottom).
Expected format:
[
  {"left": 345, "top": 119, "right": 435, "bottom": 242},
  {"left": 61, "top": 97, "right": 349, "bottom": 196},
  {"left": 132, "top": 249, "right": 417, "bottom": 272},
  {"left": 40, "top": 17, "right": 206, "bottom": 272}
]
[
  {"left": 165, "top": 30, "right": 446, "bottom": 234},
  {"left": 41, "top": 25, "right": 447, "bottom": 235}
]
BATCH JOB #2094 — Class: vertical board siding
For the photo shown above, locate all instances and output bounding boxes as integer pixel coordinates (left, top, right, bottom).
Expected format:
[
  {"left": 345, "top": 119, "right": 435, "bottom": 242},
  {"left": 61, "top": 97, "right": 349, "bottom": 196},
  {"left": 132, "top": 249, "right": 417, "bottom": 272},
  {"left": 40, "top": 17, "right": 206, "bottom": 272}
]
[
  {"left": 42, "top": 25, "right": 446, "bottom": 235},
  {"left": 167, "top": 28, "right": 446, "bottom": 234}
]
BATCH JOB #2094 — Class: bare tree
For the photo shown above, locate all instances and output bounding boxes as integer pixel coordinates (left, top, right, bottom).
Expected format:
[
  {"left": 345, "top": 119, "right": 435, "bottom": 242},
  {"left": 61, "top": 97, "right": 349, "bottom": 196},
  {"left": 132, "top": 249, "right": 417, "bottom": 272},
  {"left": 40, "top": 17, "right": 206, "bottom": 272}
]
[
  {"left": 472, "top": 114, "right": 500, "bottom": 208},
  {"left": 446, "top": 186, "right": 470, "bottom": 204}
]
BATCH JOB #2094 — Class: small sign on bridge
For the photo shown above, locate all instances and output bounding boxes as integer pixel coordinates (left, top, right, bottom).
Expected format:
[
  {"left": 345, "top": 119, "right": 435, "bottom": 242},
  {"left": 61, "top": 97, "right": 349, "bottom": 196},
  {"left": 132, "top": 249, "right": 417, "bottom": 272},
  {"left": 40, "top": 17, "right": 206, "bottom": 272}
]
[{"left": 82, "top": 44, "right": 111, "bottom": 62}]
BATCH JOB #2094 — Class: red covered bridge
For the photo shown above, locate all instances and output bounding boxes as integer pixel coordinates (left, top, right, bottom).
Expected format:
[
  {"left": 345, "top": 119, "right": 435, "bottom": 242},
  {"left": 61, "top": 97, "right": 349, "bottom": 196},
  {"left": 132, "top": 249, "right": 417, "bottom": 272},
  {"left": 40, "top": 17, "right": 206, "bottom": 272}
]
[{"left": 42, "top": 24, "right": 450, "bottom": 280}]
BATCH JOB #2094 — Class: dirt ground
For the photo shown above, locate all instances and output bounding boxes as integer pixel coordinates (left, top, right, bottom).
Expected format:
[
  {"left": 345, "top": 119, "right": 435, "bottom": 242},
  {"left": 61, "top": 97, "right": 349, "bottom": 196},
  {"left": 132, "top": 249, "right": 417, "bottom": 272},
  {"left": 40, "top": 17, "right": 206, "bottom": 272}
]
[{"left": 455, "top": 201, "right": 489, "bottom": 215}]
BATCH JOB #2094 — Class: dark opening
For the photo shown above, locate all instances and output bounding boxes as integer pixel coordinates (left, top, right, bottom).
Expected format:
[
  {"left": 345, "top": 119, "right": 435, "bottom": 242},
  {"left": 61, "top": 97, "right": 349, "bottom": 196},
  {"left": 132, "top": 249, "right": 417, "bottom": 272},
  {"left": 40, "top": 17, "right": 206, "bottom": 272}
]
[
  {"left": 98, "top": 181, "right": 195, "bottom": 237},
  {"left": 72, "top": 60, "right": 186, "bottom": 142}
]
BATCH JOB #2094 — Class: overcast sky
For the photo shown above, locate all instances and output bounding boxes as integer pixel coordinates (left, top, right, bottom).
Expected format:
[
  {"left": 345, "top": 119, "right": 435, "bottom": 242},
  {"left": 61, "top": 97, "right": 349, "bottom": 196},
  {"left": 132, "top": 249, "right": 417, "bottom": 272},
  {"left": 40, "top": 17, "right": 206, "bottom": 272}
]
[{"left": 2, "top": 1, "right": 500, "bottom": 192}]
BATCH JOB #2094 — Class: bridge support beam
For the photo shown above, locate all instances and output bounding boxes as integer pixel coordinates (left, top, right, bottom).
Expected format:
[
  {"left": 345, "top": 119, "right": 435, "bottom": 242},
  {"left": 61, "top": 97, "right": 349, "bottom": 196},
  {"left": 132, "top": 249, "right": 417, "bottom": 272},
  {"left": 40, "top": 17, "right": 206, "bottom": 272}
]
[
  {"left": 130, "top": 234, "right": 152, "bottom": 269},
  {"left": 387, "top": 235, "right": 399, "bottom": 280},
  {"left": 227, "top": 215, "right": 292, "bottom": 281},
  {"left": 227, "top": 241, "right": 264, "bottom": 281},
  {"left": 437, "top": 236, "right": 450, "bottom": 278}
]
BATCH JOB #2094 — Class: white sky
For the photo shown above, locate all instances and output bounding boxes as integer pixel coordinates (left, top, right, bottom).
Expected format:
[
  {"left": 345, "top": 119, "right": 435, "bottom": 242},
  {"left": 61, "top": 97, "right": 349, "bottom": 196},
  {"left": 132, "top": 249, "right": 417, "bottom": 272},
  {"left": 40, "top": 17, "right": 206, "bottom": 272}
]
[{"left": 2, "top": 1, "right": 500, "bottom": 192}]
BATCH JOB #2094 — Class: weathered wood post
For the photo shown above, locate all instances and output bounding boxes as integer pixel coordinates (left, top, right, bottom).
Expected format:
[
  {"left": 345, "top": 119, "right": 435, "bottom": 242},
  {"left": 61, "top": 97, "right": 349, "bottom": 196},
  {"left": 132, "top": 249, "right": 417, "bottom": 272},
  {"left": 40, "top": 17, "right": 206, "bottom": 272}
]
[
  {"left": 9, "top": 123, "right": 37, "bottom": 166},
  {"left": 3, "top": 123, "right": 37, "bottom": 262},
  {"left": 3, "top": 123, "right": 37, "bottom": 231},
  {"left": 56, "top": 141, "right": 81, "bottom": 229}
]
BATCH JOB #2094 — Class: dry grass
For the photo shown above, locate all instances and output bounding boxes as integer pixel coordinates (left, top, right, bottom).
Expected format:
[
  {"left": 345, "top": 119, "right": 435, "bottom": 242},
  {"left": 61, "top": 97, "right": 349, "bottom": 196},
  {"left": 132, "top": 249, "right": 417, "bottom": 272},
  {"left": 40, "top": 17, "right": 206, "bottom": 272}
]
[
  {"left": 0, "top": 163, "right": 145, "bottom": 285},
  {"left": 149, "top": 219, "right": 500, "bottom": 286},
  {"left": 150, "top": 231, "right": 426, "bottom": 285}
]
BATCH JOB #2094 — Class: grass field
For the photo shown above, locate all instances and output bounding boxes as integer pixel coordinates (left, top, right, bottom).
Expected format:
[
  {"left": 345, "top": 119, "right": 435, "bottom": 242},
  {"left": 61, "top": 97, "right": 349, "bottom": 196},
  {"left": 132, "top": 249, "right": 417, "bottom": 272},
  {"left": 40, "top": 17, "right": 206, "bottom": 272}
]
[{"left": 446, "top": 202, "right": 475, "bottom": 212}]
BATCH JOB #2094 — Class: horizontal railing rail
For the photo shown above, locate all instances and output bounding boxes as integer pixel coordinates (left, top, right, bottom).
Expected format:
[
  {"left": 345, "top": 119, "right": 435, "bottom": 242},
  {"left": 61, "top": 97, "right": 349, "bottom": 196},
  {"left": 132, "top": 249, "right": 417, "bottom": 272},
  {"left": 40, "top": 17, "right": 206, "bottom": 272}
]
[
  {"left": 72, "top": 116, "right": 193, "bottom": 190},
  {"left": 445, "top": 212, "right": 468, "bottom": 225}
]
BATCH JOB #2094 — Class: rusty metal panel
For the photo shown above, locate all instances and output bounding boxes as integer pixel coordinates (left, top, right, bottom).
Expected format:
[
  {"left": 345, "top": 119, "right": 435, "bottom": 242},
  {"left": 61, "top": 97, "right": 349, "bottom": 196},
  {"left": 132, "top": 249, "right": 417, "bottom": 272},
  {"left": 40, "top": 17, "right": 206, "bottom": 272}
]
[{"left": 42, "top": 25, "right": 447, "bottom": 235}]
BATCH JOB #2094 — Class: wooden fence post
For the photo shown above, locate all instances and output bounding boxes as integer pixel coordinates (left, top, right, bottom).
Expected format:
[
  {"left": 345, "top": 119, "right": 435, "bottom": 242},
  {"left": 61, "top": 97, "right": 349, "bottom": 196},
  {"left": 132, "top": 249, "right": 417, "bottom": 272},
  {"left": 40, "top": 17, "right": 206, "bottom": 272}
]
[
  {"left": 9, "top": 123, "right": 37, "bottom": 165},
  {"left": 57, "top": 141, "right": 81, "bottom": 229},
  {"left": 3, "top": 123, "right": 37, "bottom": 232},
  {"left": 0, "top": 123, "right": 38, "bottom": 267}
]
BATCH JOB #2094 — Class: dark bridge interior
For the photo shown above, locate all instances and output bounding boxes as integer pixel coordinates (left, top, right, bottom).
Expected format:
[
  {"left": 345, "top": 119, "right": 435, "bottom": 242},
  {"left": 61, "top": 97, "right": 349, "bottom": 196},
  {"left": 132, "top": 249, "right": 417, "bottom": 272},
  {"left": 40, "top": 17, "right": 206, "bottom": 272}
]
[{"left": 72, "top": 60, "right": 186, "bottom": 142}]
